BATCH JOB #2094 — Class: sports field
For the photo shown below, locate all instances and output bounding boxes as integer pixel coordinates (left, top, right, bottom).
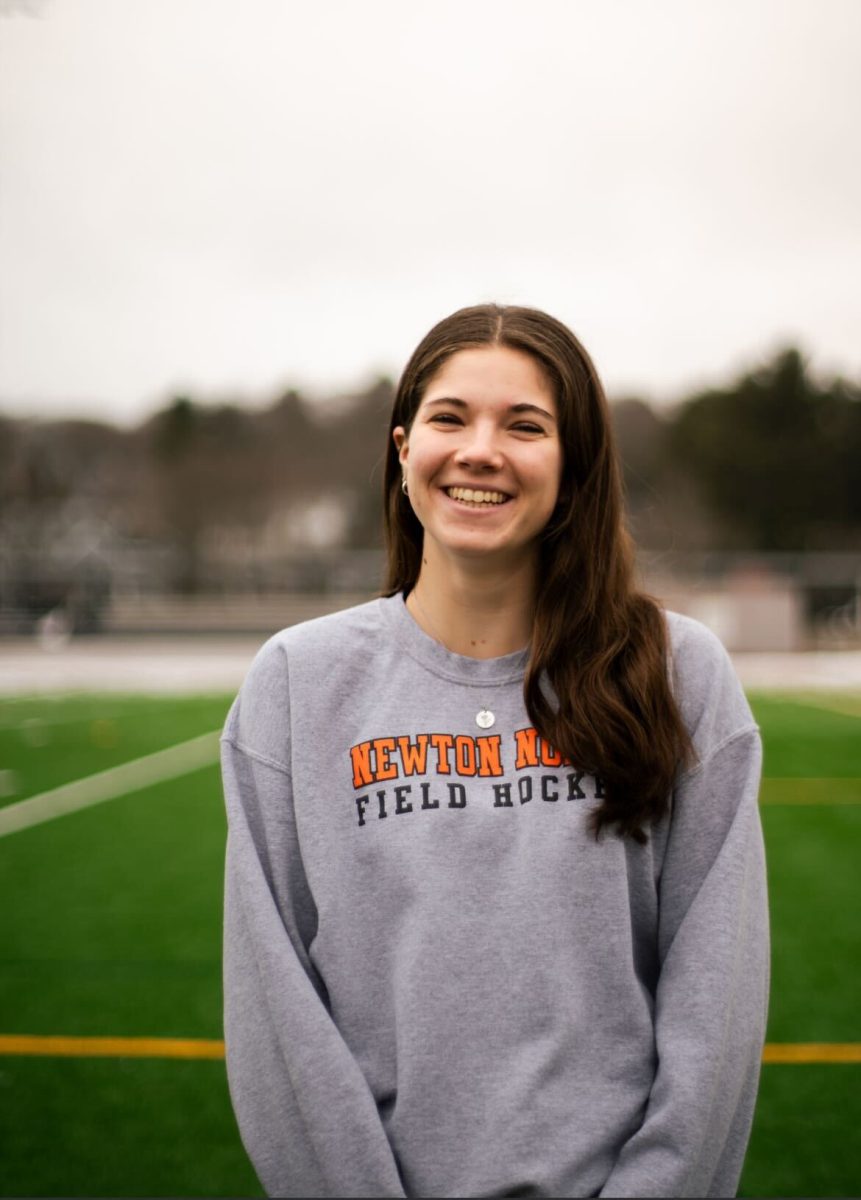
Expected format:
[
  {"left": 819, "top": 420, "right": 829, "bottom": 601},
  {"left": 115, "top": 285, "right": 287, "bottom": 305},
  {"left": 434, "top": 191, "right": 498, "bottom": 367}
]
[{"left": 0, "top": 689, "right": 859, "bottom": 1197}]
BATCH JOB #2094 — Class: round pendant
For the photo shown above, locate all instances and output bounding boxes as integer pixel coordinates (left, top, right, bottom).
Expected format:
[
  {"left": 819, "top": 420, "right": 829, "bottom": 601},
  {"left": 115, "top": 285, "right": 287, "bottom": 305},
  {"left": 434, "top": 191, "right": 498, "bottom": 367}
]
[{"left": 476, "top": 708, "right": 495, "bottom": 729}]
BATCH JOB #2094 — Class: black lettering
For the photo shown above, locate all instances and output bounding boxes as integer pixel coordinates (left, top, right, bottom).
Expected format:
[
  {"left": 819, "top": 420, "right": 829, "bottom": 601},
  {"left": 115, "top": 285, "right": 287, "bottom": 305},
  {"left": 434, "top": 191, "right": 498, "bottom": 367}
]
[
  {"left": 377, "top": 789, "right": 388, "bottom": 819},
  {"left": 492, "top": 783, "right": 513, "bottom": 808},
  {"left": 594, "top": 776, "right": 606, "bottom": 799},
  {"left": 541, "top": 774, "right": 558, "bottom": 802},
  {"left": 518, "top": 776, "right": 533, "bottom": 805},
  {"left": 566, "top": 772, "right": 586, "bottom": 800},
  {"left": 355, "top": 794, "right": 369, "bottom": 827},
  {"left": 394, "top": 784, "right": 413, "bottom": 815},
  {"left": 447, "top": 783, "right": 467, "bottom": 809},
  {"left": 420, "top": 782, "right": 440, "bottom": 810}
]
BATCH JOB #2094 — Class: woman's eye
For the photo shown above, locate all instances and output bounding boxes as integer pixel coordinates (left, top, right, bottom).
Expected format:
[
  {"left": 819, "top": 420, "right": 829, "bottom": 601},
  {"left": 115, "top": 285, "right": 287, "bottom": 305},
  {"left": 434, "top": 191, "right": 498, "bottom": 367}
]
[
  {"left": 512, "top": 422, "right": 544, "bottom": 434},
  {"left": 429, "top": 413, "right": 462, "bottom": 425}
]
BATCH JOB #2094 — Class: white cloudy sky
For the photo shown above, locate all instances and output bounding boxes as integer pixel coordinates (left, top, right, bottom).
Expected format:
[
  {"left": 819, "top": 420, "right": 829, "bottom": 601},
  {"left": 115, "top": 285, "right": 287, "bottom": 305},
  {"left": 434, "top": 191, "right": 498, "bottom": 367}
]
[{"left": 1, "top": 0, "right": 859, "bottom": 424}]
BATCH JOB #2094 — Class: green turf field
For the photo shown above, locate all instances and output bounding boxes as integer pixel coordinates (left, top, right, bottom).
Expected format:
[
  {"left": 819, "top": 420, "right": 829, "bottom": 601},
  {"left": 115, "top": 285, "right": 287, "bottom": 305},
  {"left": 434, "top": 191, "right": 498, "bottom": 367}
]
[{"left": 0, "top": 690, "right": 858, "bottom": 1197}]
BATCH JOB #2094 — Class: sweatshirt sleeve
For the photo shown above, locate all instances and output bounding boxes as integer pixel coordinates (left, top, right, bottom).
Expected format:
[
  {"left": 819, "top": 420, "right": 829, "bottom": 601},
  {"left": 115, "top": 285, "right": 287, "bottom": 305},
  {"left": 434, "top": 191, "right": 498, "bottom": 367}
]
[
  {"left": 221, "top": 640, "right": 407, "bottom": 1199},
  {"left": 600, "top": 649, "right": 769, "bottom": 1198}
]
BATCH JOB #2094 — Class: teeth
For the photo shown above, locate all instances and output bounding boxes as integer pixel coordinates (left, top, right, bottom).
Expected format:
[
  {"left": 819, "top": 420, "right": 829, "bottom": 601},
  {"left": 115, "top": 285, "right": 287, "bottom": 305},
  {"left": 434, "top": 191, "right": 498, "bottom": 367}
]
[{"left": 446, "top": 487, "right": 508, "bottom": 505}]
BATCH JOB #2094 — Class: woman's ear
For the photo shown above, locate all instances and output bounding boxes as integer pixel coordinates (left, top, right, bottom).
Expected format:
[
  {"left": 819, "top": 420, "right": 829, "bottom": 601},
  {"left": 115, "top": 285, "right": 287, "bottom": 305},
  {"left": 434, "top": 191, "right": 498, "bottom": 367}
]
[{"left": 393, "top": 426, "right": 408, "bottom": 466}]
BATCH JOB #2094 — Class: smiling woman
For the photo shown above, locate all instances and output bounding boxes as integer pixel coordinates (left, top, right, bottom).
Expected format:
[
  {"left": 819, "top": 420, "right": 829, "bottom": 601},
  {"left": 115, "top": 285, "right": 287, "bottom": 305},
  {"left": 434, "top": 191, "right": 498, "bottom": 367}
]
[
  {"left": 393, "top": 345, "right": 562, "bottom": 577},
  {"left": 221, "top": 304, "right": 769, "bottom": 1199}
]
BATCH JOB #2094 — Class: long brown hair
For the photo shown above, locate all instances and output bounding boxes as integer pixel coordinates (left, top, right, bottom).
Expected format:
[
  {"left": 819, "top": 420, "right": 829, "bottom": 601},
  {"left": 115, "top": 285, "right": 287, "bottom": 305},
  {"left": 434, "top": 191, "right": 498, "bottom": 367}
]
[{"left": 383, "top": 303, "right": 692, "bottom": 842}]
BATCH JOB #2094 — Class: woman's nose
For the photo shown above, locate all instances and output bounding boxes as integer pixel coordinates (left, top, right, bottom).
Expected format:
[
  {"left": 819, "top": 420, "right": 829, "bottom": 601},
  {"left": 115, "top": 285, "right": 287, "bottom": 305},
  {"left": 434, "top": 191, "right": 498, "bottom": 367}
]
[{"left": 453, "top": 423, "right": 504, "bottom": 469}]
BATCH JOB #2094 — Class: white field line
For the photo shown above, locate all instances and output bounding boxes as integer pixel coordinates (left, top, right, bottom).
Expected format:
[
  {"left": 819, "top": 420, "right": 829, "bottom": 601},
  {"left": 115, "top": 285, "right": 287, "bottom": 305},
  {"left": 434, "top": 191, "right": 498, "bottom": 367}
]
[{"left": 0, "top": 731, "right": 221, "bottom": 838}]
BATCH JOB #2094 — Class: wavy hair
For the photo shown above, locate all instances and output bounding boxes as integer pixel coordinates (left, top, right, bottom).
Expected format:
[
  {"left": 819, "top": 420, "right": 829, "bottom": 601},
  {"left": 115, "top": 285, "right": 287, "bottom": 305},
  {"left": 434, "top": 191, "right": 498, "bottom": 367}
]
[{"left": 383, "top": 303, "right": 692, "bottom": 841}]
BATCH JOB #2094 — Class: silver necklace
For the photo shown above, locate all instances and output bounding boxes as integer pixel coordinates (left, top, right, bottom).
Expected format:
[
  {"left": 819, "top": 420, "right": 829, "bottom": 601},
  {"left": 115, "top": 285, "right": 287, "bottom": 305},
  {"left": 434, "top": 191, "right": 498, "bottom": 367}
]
[{"left": 408, "top": 587, "right": 496, "bottom": 730}]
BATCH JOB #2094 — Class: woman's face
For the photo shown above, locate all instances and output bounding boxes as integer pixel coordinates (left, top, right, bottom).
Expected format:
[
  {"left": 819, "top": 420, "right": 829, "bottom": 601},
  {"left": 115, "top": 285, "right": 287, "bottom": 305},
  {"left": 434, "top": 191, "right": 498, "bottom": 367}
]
[{"left": 393, "top": 345, "right": 564, "bottom": 569}]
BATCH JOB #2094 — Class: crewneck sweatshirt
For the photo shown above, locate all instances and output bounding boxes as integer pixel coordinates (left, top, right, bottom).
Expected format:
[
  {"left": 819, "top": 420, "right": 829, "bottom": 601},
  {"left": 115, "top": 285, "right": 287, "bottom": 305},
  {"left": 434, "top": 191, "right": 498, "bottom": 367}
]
[{"left": 221, "top": 594, "right": 769, "bottom": 1198}]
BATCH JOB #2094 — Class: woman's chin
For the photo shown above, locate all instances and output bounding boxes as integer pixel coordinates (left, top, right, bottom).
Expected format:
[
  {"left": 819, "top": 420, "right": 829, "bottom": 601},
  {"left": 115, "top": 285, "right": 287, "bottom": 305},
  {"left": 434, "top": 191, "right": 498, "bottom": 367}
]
[{"left": 425, "top": 530, "right": 537, "bottom": 570}]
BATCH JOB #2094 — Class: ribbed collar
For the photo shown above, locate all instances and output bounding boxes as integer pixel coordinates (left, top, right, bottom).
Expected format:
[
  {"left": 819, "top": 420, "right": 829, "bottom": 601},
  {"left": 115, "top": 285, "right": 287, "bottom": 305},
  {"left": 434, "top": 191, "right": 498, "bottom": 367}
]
[{"left": 378, "top": 593, "right": 529, "bottom": 688}]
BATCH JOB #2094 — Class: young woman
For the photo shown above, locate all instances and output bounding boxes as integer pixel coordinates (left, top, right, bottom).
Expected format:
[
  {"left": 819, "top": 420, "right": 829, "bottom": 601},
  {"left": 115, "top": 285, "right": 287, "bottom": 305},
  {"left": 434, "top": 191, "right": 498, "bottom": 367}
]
[{"left": 221, "top": 304, "right": 769, "bottom": 1198}]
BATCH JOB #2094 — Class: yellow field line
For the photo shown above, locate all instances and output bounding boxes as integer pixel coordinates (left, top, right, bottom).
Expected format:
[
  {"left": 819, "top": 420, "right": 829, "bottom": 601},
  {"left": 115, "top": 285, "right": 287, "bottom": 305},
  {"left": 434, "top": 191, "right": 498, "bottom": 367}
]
[
  {"left": 0, "top": 1035, "right": 225, "bottom": 1059},
  {"left": 760, "top": 778, "right": 861, "bottom": 805},
  {"left": 1, "top": 1035, "right": 860, "bottom": 1064},
  {"left": 760, "top": 796, "right": 861, "bottom": 805},
  {"left": 762, "top": 1043, "right": 861, "bottom": 1064}
]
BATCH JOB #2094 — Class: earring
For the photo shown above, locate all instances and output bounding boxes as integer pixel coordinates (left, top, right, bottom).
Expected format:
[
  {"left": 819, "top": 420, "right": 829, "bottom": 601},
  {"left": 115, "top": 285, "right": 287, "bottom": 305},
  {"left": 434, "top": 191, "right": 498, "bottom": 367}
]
[{"left": 401, "top": 476, "right": 409, "bottom": 495}]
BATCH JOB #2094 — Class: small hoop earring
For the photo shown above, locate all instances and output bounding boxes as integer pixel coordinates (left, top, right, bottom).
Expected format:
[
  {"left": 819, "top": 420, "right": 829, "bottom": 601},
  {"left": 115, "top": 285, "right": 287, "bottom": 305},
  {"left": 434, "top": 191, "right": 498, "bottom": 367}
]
[{"left": 401, "top": 476, "right": 409, "bottom": 496}]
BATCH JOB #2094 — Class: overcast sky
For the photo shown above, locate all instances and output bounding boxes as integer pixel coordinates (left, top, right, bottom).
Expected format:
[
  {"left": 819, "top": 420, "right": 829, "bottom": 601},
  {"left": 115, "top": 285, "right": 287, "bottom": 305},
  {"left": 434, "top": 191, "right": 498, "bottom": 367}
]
[{"left": 1, "top": 0, "right": 859, "bottom": 425}]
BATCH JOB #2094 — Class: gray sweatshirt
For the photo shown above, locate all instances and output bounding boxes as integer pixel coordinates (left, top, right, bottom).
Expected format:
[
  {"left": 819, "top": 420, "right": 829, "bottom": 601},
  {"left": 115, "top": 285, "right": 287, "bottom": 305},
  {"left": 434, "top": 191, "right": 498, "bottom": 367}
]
[{"left": 221, "top": 594, "right": 769, "bottom": 1198}]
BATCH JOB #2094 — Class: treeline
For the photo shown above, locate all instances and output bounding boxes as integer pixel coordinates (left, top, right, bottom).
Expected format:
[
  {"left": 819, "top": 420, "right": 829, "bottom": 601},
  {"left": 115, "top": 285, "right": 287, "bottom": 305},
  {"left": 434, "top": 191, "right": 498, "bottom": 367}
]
[
  {"left": 616, "top": 346, "right": 861, "bottom": 555},
  {"left": 1, "top": 346, "right": 859, "bottom": 594}
]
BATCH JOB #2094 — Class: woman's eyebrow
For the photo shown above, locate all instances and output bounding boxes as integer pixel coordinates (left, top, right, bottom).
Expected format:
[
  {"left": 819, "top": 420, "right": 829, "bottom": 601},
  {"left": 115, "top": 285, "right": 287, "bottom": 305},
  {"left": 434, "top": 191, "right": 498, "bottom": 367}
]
[
  {"left": 423, "top": 397, "right": 556, "bottom": 422},
  {"left": 510, "top": 402, "right": 556, "bottom": 423}
]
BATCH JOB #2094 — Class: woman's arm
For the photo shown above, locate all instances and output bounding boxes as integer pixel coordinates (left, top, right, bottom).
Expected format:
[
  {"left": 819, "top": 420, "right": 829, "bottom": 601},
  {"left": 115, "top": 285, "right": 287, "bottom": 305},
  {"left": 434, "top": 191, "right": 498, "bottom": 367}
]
[
  {"left": 599, "top": 725, "right": 769, "bottom": 1198},
  {"left": 222, "top": 652, "right": 407, "bottom": 1199}
]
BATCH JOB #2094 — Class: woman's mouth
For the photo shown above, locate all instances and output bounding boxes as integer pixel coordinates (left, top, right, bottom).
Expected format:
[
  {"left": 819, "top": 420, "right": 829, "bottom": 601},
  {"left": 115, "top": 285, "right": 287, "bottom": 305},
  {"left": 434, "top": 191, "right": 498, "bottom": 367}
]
[{"left": 444, "top": 486, "right": 511, "bottom": 507}]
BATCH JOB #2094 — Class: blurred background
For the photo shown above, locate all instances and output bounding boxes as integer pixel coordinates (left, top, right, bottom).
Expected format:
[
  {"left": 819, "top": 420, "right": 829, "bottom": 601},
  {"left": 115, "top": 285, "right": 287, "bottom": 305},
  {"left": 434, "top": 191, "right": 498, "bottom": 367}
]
[
  {"left": 1, "top": 0, "right": 859, "bottom": 652},
  {"left": 1, "top": 2, "right": 860, "bottom": 1198}
]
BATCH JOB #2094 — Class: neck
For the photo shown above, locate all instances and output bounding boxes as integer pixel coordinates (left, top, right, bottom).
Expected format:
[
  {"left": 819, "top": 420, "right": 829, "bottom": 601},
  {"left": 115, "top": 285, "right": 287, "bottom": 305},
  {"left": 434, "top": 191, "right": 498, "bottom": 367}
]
[{"left": 406, "top": 545, "right": 537, "bottom": 659}]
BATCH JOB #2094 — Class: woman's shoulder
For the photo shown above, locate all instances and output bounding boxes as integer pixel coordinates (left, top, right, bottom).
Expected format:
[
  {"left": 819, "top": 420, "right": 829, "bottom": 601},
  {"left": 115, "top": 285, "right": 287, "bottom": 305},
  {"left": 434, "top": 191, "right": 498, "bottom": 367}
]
[
  {"left": 245, "top": 596, "right": 386, "bottom": 685},
  {"left": 662, "top": 609, "right": 758, "bottom": 756},
  {"left": 275, "top": 595, "right": 385, "bottom": 654},
  {"left": 664, "top": 608, "right": 731, "bottom": 674},
  {"left": 223, "top": 597, "right": 389, "bottom": 756}
]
